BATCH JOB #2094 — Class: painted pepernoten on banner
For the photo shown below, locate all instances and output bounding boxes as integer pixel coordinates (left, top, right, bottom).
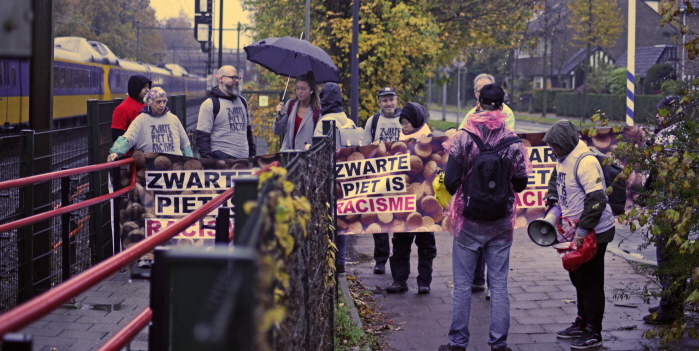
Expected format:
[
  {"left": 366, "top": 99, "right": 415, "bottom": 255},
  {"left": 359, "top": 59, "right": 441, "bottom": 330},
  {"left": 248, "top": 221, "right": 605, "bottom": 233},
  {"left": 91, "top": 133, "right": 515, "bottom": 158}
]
[
  {"left": 334, "top": 127, "right": 644, "bottom": 235},
  {"left": 111, "top": 151, "right": 281, "bottom": 251}
]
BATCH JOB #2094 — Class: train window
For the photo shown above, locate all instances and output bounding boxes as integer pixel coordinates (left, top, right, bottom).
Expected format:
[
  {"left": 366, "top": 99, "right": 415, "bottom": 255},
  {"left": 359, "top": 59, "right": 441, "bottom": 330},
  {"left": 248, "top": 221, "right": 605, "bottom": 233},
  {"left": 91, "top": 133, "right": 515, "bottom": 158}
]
[
  {"left": 66, "top": 69, "right": 72, "bottom": 88},
  {"left": 54, "top": 67, "right": 59, "bottom": 88},
  {"left": 11, "top": 67, "right": 16, "bottom": 88},
  {"left": 0, "top": 62, "right": 3, "bottom": 88},
  {"left": 82, "top": 71, "right": 88, "bottom": 88},
  {"left": 4, "top": 62, "right": 8, "bottom": 86},
  {"left": 60, "top": 68, "right": 65, "bottom": 88}
]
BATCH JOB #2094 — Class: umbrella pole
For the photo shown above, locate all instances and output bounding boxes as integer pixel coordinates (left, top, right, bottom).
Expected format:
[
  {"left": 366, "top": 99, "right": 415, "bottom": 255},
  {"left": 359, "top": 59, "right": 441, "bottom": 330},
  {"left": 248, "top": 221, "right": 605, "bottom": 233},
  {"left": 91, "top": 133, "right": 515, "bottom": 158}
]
[{"left": 281, "top": 33, "right": 304, "bottom": 102}]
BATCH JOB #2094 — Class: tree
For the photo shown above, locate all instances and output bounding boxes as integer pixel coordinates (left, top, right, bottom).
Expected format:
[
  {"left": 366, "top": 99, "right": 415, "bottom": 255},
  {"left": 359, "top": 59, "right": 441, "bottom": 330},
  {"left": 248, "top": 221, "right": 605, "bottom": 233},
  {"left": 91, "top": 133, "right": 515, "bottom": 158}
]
[
  {"left": 567, "top": 0, "right": 623, "bottom": 116},
  {"left": 605, "top": 67, "right": 627, "bottom": 95},
  {"left": 644, "top": 63, "right": 676, "bottom": 95},
  {"left": 241, "top": 0, "right": 537, "bottom": 125},
  {"left": 55, "top": 0, "right": 164, "bottom": 64},
  {"left": 600, "top": 3, "right": 699, "bottom": 344},
  {"left": 160, "top": 11, "right": 201, "bottom": 52}
]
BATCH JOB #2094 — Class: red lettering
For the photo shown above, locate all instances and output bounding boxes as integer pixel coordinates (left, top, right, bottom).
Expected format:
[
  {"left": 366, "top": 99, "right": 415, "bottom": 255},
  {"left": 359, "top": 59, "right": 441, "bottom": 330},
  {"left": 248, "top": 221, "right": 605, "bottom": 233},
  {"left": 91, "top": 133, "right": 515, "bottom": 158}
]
[
  {"left": 336, "top": 202, "right": 345, "bottom": 214},
  {"left": 376, "top": 198, "right": 387, "bottom": 212},
  {"left": 537, "top": 190, "right": 544, "bottom": 207},
  {"left": 344, "top": 200, "right": 355, "bottom": 214},
  {"left": 356, "top": 199, "right": 369, "bottom": 213},
  {"left": 516, "top": 193, "right": 523, "bottom": 207},
  {"left": 146, "top": 220, "right": 161, "bottom": 237},
  {"left": 405, "top": 196, "right": 415, "bottom": 211},
  {"left": 388, "top": 197, "right": 404, "bottom": 212},
  {"left": 523, "top": 191, "right": 536, "bottom": 207}
]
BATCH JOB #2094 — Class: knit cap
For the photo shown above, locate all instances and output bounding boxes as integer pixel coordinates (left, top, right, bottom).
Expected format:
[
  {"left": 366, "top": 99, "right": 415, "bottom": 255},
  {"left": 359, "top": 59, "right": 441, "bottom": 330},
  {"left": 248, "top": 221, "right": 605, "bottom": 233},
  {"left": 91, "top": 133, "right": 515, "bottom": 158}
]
[{"left": 145, "top": 87, "right": 167, "bottom": 104}]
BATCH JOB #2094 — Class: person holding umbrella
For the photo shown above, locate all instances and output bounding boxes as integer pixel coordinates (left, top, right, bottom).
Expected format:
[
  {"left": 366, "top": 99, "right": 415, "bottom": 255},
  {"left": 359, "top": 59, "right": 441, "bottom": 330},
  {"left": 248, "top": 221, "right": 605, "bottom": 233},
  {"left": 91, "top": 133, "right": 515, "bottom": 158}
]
[{"left": 274, "top": 71, "right": 322, "bottom": 151}]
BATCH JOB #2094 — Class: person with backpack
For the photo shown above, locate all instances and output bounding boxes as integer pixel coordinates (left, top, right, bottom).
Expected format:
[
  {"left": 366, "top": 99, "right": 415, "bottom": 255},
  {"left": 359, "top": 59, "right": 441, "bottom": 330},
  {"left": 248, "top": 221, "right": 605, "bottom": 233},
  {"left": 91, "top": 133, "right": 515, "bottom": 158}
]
[
  {"left": 439, "top": 84, "right": 531, "bottom": 351},
  {"left": 195, "top": 65, "right": 256, "bottom": 160},
  {"left": 361, "top": 87, "right": 402, "bottom": 274},
  {"left": 543, "top": 120, "right": 616, "bottom": 349},
  {"left": 274, "top": 71, "right": 322, "bottom": 151}
]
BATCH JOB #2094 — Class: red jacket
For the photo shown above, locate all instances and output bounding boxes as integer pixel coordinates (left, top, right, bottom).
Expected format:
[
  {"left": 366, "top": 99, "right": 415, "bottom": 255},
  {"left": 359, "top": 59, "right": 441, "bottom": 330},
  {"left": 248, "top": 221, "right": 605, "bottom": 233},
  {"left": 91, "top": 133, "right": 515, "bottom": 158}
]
[{"left": 111, "top": 96, "right": 146, "bottom": 131}]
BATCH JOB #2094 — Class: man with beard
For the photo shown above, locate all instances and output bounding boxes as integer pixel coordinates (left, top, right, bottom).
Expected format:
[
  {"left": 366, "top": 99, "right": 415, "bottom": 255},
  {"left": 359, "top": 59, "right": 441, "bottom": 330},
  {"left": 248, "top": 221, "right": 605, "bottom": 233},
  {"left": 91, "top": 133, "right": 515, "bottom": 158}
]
[{"left": 196, "top": 65, "right": 256, "bottom": 159}]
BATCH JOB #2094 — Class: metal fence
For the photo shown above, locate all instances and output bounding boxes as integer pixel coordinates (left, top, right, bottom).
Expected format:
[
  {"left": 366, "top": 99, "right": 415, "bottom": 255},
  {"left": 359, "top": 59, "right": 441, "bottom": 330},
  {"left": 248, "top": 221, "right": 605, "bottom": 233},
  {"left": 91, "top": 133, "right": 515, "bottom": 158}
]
[{"left": 0, "top": 96, "right": 187, "bottom": 313}]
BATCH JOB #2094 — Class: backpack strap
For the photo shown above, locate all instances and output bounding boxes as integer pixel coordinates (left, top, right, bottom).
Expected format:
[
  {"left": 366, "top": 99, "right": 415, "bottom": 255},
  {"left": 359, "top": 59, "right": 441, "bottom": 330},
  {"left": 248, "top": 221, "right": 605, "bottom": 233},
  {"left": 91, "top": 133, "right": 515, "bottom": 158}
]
[
  {"left": 370, "top": 112, "right": 380, "bottom": 139},
  {"left": 313, "top": 107, "right": 320, "bottom": 125},
  {"left": 210, "top": 96, "right": 220, "bottom": 121},
  {"left": 573, "top": 151, "right": 603, "bottom": 192},
  {"left": 465, "top": 130, "right": 487, "bottom": 152},
  {"left": 286, "top": 99, "right": 297, "bottom": 117},
  {"left": 465, "top": 131, "right": 521, "bottom": 152}
]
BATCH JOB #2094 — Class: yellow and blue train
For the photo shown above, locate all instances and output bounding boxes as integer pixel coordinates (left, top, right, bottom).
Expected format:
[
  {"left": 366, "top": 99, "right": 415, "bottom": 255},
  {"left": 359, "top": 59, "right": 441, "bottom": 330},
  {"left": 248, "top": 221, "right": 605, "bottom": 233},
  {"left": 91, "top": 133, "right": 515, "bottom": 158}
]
[{"left": 0, "top": 37, "right": 208, "bottom": 130}]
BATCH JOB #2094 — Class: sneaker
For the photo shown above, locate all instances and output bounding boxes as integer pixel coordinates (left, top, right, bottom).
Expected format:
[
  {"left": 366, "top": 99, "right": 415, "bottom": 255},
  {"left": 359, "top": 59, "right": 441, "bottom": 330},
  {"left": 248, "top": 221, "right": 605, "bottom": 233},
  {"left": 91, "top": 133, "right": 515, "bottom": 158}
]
[
  {"left": 437, "top": 344, "right": 465, "bottom": 351},
  {"left": 385, "top": 282, "right": 408, "bottom": 293},
  {"left": 556, "top": 316, "right": 584, "bottom": 339},
  {"left": 648, "top": 305, "right": 659, "bottom": 313},
  {"left": 491, "top": 347, "right": 512, "bottom": 351},
  {"left": 486, "top": 288, "right": 491, "bottom": 300},
  {"left": 373, "top": 263, "right": 386, "bottom": 274},
  {"left": 570, "top": 324, "right": 602, "bottom": 349},
  {"left": 418, "top": 286, "right": 431, "bottom": 294},
  {"left": 472, "top": 284, "right": 486, "bottom": 292},
  {"left": 643, "top": 310, "right": 676, "bottom": 325}
]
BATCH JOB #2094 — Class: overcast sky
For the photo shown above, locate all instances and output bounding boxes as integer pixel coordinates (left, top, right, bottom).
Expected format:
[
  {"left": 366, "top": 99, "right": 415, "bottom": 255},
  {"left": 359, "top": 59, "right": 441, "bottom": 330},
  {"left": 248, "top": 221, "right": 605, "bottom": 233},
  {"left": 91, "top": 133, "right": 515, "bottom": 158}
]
[{"left": 149, "top": 0, "right": 253, "bottom": 50}]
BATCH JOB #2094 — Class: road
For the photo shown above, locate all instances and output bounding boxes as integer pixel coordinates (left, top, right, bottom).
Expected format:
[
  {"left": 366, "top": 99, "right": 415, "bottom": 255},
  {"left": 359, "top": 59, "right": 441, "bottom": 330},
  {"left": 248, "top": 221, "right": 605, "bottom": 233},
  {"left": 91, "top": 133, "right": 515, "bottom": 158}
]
[{"left": 429, "top": 109, "right": 552, "bottom": 134}]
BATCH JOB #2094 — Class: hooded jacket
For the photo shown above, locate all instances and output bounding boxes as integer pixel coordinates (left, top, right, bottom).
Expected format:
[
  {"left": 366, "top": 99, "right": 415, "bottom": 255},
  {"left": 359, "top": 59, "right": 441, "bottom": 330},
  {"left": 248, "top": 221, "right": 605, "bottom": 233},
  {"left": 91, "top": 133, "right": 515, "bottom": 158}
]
[
  {"left": 314, "top": 83, "right": 358, "bottom": 138},
  {"left": 111, "top": 75, "right": 152, "bottom": 141},
  {"left": 398, "top": 102, "right": 432, "bottom": 140},
  {"left": 195, "top": 86, "right": 256, "bottom": 159},
  {"left": 543, "top": 120, "right": 615, "bottom": 242}
]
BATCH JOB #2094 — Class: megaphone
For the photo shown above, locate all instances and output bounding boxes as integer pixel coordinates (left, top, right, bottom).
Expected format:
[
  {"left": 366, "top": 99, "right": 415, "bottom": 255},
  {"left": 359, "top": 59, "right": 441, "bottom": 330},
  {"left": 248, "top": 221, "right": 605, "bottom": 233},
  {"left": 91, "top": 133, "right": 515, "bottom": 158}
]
[{"left": 527, "top": 205, "right": 561, "bottom": 247}]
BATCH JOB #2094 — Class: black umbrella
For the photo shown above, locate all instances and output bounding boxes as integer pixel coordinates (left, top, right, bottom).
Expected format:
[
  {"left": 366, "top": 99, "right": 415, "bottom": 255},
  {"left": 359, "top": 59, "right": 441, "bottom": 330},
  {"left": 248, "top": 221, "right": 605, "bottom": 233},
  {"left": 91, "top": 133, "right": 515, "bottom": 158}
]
[{"left": 244, "top": 36, "right": 341, "bottom": 84}]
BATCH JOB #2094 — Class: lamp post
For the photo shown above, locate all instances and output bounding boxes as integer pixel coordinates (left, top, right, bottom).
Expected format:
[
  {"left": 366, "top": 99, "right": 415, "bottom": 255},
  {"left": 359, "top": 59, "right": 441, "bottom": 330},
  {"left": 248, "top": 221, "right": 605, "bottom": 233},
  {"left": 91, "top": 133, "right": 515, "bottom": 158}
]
[{"left": 452, "top": 55, "right": 467, "bottom": 122}]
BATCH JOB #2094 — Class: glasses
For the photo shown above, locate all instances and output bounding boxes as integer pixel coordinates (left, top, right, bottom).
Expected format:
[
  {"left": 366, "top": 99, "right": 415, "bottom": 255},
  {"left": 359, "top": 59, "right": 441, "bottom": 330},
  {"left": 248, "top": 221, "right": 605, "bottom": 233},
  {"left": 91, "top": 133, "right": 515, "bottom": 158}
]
[{"left": 222, "top": 75, "right": 241, "bottom": 81}]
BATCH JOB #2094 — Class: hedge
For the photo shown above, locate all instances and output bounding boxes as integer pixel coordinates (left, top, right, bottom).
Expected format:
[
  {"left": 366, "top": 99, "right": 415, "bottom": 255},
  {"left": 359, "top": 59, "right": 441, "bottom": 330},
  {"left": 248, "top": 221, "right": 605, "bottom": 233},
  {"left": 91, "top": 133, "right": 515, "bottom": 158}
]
[
  {"left": 531, "top": 89, "right": 569, "bottom": 113},
  {"left": 554, "top": 93, "right": 661, "bottom": 124}
]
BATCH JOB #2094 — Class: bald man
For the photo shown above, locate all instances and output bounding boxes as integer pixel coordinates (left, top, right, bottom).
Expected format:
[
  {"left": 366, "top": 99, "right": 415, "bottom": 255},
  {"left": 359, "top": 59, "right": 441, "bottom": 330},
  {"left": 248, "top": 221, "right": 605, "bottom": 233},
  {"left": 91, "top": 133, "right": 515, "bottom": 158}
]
[{"left": 196, "top": 65, "right": 256, "bottom": 160}]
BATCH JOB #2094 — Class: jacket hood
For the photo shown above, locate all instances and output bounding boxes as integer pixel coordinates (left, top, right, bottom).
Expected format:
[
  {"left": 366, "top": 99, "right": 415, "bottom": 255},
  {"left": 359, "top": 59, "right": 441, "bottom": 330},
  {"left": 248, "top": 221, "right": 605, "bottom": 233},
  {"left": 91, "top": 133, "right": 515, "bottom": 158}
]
[
  {"left": 320, "top": 83, "right": 344, "bottom": 115},
  {"left": 542, "top": 120, "right": 580, "bottom": 156},
  {"left": 400, "top": 102, "right": 427, "bottom": 129},
  {"left": 127, "top": 75, "right": 152, "bottom": 102},
  {"left": 141, "top": 105, "right": 170, "bottom": 117},
  {"left": 210, "top": 86, "right": 239, "bottom": 101}
]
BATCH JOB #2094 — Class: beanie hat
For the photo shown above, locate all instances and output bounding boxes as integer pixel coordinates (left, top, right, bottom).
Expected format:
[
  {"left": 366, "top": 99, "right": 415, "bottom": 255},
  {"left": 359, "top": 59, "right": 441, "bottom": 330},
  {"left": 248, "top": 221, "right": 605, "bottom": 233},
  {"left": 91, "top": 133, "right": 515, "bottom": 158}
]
[
  {"left": 145, "top": 87, "right": 167, "bottom": 104},
  {"left": 400, "top": 102, "right": 427, "bottom": 129}
]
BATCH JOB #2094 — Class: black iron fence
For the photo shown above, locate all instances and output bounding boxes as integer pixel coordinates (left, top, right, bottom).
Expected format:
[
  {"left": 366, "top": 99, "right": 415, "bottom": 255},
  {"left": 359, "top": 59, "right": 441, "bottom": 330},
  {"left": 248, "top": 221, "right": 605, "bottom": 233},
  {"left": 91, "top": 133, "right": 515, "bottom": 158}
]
[{"left": 0, "top": 96, "right": 187, "bottom": 313}]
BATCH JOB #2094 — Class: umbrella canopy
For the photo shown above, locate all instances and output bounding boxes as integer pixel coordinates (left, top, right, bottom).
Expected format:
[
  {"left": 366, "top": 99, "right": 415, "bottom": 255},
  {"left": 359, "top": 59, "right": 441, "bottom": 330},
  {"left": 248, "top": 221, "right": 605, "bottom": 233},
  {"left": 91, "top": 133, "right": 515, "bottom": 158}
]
[{"left": 244, "top": 36, "right": 341, "bottom": 83}]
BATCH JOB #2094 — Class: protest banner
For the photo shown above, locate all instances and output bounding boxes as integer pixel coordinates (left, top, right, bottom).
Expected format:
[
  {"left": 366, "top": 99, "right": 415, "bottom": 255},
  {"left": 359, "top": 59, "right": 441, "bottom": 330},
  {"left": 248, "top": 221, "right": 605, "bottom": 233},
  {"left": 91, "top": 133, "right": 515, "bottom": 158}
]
[
  {"left": 335, "top": 126, "right": 644, "bottom": 235},
  {"left": 111, "top": 151, "right": 280, "bottom": 253}
]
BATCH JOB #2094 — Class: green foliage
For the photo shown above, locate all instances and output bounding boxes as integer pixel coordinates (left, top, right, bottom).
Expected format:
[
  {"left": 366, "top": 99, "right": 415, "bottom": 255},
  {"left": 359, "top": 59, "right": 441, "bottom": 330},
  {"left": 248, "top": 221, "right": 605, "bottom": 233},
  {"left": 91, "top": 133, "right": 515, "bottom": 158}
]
[
  {"left": 531, "top": 89, "right": 568, "bottom": 113},
  {"left": 567, "top": 0, "right": 623, "bottom": 49},
  {"left": 660, "top": 79, "right": 688, "bottom": 96},
  {"left": 334, "top": 293, "right": 372, "bottom": 351},
  {"left": 54, "top": 0, "right": 164, "bottom": 64},
  {"left": 586, "top": 64, "right": 615, "bottom": 94},
  {"left": 607, "top": 9, "right": 699, "bottom": 339},
  {"left": 605, "top": 67, "right": 627, "bottom": 95},
  {"left": 241, "top": 0, "right": 537, "bottom": 126},
  {"left": 644, "top": 64, "right": 676, "bottom": 95},
  {"left": 555, "top": 93, "right": 662, "bottom": 124}
]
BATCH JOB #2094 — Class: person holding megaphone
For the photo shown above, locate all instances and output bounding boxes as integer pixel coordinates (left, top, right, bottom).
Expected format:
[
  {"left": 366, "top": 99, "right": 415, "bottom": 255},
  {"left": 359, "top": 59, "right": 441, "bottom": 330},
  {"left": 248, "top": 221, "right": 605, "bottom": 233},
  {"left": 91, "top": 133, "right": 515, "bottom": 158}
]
[{"left": 542, "top": 120, "right": 616, "bottom": 350}]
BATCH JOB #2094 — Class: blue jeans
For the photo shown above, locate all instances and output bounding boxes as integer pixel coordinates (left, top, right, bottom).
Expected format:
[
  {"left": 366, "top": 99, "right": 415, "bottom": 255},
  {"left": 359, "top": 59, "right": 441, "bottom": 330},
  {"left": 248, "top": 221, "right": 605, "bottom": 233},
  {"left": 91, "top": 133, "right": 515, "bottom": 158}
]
[
  {"left": 448, "top": 228, "right": 512, "bottom": 349},
  {"left": 335, "top": 234, "right": 347, "bottom": 266}
]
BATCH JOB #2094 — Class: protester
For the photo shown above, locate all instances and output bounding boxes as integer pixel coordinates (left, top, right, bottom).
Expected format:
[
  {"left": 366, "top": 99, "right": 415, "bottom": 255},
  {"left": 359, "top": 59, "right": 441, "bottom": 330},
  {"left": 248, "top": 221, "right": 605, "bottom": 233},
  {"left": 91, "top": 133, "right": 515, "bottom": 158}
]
[
  {"left": 364, "top": 87, "right": 403, "bottom": 144},
  {"left": 439, "top": 84, "right": 530, "bottom": 351},
  {"left": 107, "top": 87, "right": 193, "bottom": 161},
  {"left": 274, "top": 71, "right": 322, "bottom": 151},
  {"left": 362, "top": 87, "right": 402, "bottom": 274},
  {"left": 316, "top": 82, "right": 358, "bottom": 273},
  {"left": 399, "top": 102, "right": 432, "bottom": 141},
  {"left": 543, "top": 120, "right": 616, "bottom": 349},
  {"left": 111, "top": 75, "right": 151, "bottom": 143},
  {"left": 195, "top": 65, "right": 255, "bottom": 160},
  {"left": 642, "top": 95, "right": 682, "bottom": 325},
  {"left": 383, "top": 102, "right": 436, "bottom": 294},
  {"left": 457, "top": 74, "right": 515, "bottom": 131}
]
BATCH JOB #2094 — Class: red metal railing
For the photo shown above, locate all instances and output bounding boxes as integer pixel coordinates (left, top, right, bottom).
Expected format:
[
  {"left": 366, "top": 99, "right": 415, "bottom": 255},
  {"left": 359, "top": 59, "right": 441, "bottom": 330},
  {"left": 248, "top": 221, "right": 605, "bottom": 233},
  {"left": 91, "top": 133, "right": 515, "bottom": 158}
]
[
  {"left": 0, "top": 158, "right": 136, "bottom": 234},
  {"left": 0, "top": 160, "right": 281, "bottom": 349}
]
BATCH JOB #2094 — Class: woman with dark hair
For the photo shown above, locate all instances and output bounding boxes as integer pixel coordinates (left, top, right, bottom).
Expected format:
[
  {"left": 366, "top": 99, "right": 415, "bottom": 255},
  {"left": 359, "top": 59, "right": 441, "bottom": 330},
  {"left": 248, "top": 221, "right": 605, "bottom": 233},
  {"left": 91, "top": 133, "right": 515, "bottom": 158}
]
[{"left": 274, "top": 71, "right": 322, "bottom": 151}]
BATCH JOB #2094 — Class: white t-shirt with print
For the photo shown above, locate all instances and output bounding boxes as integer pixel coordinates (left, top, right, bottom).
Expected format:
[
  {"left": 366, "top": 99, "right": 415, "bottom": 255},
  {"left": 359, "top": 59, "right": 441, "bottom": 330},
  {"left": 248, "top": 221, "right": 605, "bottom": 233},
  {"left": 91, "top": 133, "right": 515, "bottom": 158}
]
[
  {"left": 123, "top": 111, "right": 190, "bottom": 156},
  {"left": 363, "top": 113, "right": 402, "bottom": 143},
  {"left": 554, "top": 140, "right": 615, "bottom": 234}
]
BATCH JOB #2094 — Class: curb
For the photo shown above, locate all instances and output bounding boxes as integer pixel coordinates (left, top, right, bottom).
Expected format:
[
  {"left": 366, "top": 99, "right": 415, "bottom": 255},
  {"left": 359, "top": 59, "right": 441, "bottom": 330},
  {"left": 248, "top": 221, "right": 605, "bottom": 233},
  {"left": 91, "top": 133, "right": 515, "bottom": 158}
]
[
  {"left": 338, "top": 273, "right": 372, "bottom": 351},
  {"left": 607, "top": 247, "right": 658, "bottom": 266}
]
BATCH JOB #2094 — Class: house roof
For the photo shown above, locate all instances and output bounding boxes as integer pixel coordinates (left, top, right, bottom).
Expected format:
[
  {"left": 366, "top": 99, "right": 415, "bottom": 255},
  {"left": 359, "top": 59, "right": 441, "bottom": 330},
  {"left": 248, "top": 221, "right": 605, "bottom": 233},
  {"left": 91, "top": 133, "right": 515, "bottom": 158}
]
[
  {"left": 615, "top": 45, "right": 678, "bottom": 78},
  {"left": 558, "top": 47, "right": 613, "bottom": 75}
]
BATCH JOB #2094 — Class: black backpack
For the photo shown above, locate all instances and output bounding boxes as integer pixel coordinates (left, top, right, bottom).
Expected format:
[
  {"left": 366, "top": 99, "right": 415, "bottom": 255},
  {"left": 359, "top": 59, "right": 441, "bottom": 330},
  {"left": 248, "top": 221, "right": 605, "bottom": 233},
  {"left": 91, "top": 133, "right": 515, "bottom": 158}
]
[
  {"left": 462, "top": 131, "right": 522, "bottom": 221},
  {"left": 573, "top": 151, "right": 626, "bottom": 216},
  {"left": 210, "top": 95, "right": 248, "bottom": 121}
]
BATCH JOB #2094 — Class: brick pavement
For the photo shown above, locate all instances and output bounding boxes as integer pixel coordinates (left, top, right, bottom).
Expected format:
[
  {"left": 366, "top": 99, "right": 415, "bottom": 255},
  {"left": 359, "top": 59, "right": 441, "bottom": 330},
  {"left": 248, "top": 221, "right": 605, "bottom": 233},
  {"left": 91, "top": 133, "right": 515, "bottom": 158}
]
[{"left": 345, "top": 228, "right": 689, "bottom": 351}]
